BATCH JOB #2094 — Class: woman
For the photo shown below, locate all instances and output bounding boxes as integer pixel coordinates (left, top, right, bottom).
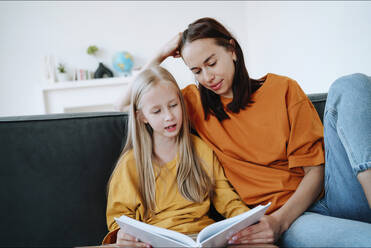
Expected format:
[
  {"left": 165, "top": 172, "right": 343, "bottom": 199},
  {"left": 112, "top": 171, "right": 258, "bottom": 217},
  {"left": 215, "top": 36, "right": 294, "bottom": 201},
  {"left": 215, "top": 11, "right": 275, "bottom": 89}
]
[{"left": 119, "top": 17, "right": 371, "bottom": 246}]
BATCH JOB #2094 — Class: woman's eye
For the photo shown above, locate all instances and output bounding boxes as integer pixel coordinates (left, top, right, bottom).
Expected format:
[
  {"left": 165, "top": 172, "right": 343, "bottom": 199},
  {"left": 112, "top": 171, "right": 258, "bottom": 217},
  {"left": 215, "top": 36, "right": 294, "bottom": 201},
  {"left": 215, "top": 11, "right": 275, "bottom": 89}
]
[
  {"left": 209, "top": 61, "right": 216, "bottom": 66},
  {"left": 152, "top": 109, "right": 160, "bottom": 114},
  {"left": 170, "top": 103, "right": 178, "bottom": 108},
  {"left": 193, "top": 70, "right": 201, "bottom": 75}
]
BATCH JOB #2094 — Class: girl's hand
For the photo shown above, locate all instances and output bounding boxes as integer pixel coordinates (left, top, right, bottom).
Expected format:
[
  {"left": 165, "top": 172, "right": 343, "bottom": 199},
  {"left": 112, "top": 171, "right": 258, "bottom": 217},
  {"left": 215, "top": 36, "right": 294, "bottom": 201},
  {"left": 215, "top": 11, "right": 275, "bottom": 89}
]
[
  {"left": 116, "top": 228, "right": 152, "bottom": 248},
  {"left": 228, "top": 215, "right": 283, "bottom": 245}
]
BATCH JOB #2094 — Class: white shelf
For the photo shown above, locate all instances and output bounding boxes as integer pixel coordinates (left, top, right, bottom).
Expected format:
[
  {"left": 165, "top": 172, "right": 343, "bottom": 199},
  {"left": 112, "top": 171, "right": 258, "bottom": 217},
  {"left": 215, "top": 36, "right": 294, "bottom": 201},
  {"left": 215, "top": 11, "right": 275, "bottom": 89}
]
[
  {"left": 41, "top": 72, "right": 139, "bottom": 114},
  {"left": 42, "top": 75, "right": 135, "bottom": 91}
]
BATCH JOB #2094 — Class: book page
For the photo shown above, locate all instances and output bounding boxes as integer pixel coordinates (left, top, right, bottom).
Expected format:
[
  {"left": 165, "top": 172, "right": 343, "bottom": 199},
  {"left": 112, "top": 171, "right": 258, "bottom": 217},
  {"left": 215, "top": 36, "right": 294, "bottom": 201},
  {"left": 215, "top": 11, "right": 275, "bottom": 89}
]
[
  {"left": 114, "top": 215, "right": 197, "bottom": 247},
  {"left": 197, "top": 203, "right": 271, "bottom": 247}
]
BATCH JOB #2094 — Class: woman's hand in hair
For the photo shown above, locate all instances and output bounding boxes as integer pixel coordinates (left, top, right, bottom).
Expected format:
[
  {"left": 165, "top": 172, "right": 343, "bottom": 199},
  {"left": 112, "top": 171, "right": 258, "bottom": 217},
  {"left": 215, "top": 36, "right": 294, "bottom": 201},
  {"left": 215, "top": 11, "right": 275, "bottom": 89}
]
[
  {"left": 159, "top": 32, "right": 182, "bottom": 60},
  {"left": 146, "top": 33, "right": 182, "bottom": 69},
  {"left": 116, "top": 228, "right": 152, "bottom": 247},
  {"left": 228, "top": 214, "right": 282, "bottom": 245}
]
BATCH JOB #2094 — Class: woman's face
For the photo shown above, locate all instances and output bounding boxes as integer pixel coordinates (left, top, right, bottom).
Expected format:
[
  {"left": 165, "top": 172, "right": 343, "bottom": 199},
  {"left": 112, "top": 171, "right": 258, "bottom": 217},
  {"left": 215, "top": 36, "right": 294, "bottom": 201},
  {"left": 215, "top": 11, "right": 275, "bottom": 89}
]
[{"left": 181, "top": 38, "right": 236, "bottom": 98}]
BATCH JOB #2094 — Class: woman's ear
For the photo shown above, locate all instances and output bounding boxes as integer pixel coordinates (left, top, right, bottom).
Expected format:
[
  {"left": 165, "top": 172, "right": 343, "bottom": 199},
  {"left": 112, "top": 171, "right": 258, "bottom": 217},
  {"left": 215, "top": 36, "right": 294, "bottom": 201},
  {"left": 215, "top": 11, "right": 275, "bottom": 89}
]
[
  {"left": 229, "top": 39, "right": 237, "bottom": 62},
  {"left": 136, "top": 110, "right": 148, "bottom": 124}
]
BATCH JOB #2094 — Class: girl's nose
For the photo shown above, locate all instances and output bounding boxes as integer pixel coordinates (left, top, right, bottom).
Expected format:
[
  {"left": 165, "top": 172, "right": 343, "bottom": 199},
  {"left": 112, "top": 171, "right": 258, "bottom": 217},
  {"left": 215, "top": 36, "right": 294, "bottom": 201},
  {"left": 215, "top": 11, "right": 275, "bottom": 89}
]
[{"left": 164, "top": 109, "right": 174, "bottom": 121}]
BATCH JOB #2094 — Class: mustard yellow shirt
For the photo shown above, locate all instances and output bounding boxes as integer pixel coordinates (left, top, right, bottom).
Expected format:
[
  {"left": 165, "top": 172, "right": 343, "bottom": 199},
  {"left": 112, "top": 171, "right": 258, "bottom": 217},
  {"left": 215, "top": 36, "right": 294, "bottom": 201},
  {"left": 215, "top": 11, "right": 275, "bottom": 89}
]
[{"left": 103, "top": 135, "right": 249, "bottom": 243}]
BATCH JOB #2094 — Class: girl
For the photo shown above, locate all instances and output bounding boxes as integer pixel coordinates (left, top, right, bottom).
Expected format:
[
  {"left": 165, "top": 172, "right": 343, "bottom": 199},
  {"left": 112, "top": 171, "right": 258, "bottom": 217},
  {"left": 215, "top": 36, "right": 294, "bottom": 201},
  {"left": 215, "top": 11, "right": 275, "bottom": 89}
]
[
  {"left": 103, "top": 66, "right": 252, "bottom": 247},
  {"left": 120, "top": 17, "right": 371, "bottom": 246}
]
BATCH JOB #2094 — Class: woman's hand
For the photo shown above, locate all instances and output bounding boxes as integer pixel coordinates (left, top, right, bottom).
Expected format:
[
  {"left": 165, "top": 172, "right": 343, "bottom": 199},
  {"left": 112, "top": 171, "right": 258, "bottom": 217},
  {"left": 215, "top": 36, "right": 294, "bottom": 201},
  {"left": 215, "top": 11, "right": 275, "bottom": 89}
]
[
  {"left": 158, "top": 32, "right": 183, "bottom": 60},
  {"left": 228, "top": 214, "right": 283, "bottom": 245},
  {"left": 228, "top": 165, "right": 323, "bottom": 246},
  {"left": 115, "top": 32, "right": 183, "bottom": 112},
  {"left": 145, "top": 32, "right": 183, "bottom": 69},
  {"left": 116, "top": 228, "right": 152, "bottom": 247}
]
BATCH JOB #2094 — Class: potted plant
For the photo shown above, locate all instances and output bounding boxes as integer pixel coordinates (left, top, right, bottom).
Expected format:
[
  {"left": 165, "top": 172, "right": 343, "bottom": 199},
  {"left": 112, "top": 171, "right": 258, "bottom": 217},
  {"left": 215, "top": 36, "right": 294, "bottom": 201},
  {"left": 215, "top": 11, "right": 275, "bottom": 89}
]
[
  {"left": 87, "top": 45, "right": 113, "bottom": 79},
  {"left": 87, "top": 45, "right": 98, "bottom": 56},
  {"left": 56, "top": 63, "right": 70, "bottom": 82}
]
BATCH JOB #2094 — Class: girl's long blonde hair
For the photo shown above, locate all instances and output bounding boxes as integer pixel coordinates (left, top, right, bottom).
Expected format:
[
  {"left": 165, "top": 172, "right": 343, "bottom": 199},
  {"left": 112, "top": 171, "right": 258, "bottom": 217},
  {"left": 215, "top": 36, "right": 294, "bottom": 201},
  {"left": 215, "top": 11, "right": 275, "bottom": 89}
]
[{"left": 110, "top": 66, "right": 213, "bottom": 219}]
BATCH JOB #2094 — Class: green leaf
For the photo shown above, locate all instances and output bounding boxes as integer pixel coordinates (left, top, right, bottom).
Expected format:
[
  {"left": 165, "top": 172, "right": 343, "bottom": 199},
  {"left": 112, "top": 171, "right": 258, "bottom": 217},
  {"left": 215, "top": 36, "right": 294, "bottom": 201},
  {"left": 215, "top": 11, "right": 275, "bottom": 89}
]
[{"left": 87, "top": 45, "right": 98, "bottom": 55}]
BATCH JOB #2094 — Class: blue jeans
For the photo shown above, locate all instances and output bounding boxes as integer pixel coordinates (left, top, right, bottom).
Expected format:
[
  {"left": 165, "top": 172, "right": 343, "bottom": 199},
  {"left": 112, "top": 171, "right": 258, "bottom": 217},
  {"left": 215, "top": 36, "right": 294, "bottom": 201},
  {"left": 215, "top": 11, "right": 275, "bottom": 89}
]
[{"left": 280, "top": 73, "right": 371, "bottom": 247}]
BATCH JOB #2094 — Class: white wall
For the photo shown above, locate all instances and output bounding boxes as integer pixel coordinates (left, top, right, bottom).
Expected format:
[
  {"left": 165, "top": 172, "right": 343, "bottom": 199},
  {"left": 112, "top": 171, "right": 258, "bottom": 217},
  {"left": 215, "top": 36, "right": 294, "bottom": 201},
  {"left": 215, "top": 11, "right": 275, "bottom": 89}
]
[
  {"left": 1, "top": 1, "right": 370, "bottom": 117},
  {"left": 0, "top": 1, "right": 248, "bottom": 117},
  {"left": 243, "top": 1, "right": 371, "bottom": 93}
]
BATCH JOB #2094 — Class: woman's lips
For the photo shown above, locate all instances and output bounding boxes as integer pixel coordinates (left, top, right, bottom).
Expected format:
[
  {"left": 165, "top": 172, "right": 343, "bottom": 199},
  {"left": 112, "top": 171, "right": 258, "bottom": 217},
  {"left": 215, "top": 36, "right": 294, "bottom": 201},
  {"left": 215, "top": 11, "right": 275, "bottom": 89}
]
[{"left": 210, "top": 80, "right": 223, "bottom": 91}]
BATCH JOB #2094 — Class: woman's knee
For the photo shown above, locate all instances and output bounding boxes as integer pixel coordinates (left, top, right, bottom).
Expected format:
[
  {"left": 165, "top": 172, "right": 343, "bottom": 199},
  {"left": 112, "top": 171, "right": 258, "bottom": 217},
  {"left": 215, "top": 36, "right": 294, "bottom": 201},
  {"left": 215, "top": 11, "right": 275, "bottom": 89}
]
[
  {"left": 327, "top": 73, "right": 371, "bottom": 107},
  {"left": 330, "top": 73, "right": 371, "bottom": 95}
]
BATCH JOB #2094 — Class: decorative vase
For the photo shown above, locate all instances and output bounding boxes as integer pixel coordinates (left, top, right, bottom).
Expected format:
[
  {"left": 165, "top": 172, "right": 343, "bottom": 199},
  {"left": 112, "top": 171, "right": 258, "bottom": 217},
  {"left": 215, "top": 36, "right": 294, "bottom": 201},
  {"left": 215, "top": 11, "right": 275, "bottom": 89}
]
[
  {"left": 57, "top": 73, "right": 70, "bottom": 82},
  {"left": 94, "top": 63, "right": 113, "bottom": 79}
]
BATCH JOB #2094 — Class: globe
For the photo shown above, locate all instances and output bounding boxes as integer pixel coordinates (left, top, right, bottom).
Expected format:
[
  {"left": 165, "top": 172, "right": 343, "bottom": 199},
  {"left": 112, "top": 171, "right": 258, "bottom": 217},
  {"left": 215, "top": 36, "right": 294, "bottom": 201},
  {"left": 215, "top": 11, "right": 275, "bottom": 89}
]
[{"left": 112, "top": 51, "right": 134, "bottom": 75}]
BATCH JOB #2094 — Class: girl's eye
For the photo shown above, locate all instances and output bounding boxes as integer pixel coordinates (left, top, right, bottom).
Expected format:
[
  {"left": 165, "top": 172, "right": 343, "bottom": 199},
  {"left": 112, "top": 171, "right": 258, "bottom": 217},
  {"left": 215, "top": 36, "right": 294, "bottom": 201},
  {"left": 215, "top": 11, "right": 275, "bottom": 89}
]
[
  {"left": 209, "top": 61, "right": 216, "bottom": 66},
  {"left": 193, "top": 70, "right": 201, "bottom": 75},
  {"left": 170, "top": 103, "right": 178, "bottom": 108},
  {"left": 152, "top": 109, "right": 160, "bottom": 114}
]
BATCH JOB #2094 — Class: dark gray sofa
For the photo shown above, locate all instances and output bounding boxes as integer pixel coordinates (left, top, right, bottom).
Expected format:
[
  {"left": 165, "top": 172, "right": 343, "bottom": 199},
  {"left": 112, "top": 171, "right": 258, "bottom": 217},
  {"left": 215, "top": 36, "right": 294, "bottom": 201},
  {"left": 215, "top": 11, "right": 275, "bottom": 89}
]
[{"left": 0, "top": 93, "right": 327, "bottom": 247}]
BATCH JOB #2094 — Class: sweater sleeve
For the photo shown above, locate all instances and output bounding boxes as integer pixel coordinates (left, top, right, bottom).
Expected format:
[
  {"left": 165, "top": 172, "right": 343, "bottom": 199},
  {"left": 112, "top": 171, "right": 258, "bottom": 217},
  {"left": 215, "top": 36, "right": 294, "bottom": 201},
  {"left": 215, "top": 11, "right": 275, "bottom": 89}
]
[
  {"left": 286, "top": 81, "right": 325, "bottom": 168},
  {"left": 181, "top": 84, "right": 204, "bottom": 128},
  {"left": 211, "top": 153, "right": 250, "bottom": 218},
  {"left": 103, "top": 152, "right": 141, "bottom": 244}
]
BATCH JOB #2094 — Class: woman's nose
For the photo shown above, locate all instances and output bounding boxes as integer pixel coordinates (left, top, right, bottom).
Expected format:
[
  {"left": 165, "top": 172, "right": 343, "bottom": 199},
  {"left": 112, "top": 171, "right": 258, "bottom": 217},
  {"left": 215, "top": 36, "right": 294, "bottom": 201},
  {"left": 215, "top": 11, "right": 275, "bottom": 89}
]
[{"left": 203, "top": 70, "right": 215, "bottom": 84}]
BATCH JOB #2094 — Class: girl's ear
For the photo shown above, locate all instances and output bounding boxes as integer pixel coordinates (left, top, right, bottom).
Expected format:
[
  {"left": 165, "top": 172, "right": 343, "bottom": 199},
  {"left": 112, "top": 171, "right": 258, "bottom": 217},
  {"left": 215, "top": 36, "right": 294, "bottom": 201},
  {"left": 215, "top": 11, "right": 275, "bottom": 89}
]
[
  {"left": 229, "top": 39, "right": 237, "bottom": 62},
  {"left": 136, "top": 110, "right": 148, "bottom": 124}
]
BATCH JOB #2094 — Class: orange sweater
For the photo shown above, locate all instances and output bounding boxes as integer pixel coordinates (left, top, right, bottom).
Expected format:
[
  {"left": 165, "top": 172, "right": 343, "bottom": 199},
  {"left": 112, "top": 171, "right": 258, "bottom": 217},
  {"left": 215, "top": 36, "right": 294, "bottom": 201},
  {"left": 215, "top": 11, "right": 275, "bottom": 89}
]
[{"left": 182, "top": 73, "right": 325, "bottom": 214}]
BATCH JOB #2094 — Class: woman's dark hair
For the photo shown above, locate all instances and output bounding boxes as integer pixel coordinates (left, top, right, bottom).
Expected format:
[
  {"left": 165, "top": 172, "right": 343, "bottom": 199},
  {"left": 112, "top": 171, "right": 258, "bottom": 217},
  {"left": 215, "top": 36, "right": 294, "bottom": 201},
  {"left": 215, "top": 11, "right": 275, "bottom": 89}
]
[{"left": 179, "top": 17, "right": 262, "bottom": 121}]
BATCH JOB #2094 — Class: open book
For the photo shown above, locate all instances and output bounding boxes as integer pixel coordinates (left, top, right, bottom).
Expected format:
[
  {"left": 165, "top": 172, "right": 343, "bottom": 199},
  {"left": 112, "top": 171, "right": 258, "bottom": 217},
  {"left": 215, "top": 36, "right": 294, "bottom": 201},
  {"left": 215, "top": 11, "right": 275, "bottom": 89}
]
[{"left": 114, "top": 202, "right": 271, "bottom": 248}]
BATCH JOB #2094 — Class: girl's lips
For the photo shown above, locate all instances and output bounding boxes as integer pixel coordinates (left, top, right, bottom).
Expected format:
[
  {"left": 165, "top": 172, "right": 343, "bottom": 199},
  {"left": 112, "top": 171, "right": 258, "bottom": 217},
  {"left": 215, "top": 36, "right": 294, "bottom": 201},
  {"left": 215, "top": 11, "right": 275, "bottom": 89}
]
[{"left": 165, "top": 124, "right": 177, "bottom": 132}]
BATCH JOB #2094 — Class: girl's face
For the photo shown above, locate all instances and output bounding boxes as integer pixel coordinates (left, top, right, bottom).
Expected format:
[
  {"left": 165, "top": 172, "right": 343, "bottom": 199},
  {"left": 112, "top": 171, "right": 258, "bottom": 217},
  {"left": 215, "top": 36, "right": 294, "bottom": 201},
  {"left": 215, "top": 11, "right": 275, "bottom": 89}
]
[
  {"left": 181, "top": 38, "right": 237, "bottom": 98},
  {"left": 138, "top": 81, "right": 183, "bottom": 142}
]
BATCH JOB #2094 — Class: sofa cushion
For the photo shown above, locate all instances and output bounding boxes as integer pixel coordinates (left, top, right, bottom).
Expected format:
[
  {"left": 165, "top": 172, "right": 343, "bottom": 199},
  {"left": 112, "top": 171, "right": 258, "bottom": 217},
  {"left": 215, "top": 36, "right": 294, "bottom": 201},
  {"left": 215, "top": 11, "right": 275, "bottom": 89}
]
[
  {"left": 0, "top": 112, "right": 128, "bottom": 247},
  {"left": 307, "top": 93, "right": 327, "bottom": 123}
]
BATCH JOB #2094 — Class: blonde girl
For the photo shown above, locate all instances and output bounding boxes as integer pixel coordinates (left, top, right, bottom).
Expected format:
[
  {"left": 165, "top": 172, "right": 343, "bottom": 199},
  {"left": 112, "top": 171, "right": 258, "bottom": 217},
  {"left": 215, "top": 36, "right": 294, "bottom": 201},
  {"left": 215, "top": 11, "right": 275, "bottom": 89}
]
[{"left": 103, "top": 66, "right": 250, "bottom": 247}]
